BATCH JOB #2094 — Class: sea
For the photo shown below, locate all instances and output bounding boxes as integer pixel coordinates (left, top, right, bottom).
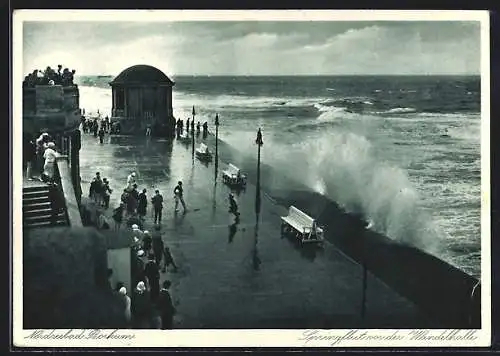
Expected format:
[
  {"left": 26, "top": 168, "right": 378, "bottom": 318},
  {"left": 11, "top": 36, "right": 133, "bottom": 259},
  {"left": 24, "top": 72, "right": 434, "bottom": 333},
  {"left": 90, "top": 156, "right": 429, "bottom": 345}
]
[{"left": 76, "top": 75, "right": 482, "bottom": 278}]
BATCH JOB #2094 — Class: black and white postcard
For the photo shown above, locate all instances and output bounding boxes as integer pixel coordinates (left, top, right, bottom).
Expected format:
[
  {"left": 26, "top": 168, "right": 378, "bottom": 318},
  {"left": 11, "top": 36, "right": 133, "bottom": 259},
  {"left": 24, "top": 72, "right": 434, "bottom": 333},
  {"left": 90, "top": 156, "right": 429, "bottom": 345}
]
[{"left": 12, "top": 10, "right": 491, "bottom": 347}]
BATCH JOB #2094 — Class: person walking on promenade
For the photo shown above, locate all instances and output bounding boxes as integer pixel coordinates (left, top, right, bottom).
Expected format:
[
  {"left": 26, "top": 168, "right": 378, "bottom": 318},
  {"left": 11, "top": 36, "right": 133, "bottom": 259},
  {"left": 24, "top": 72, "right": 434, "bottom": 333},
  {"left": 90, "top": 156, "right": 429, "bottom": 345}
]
[
  {"left": 196, "top": 122, "right": 201, "bottom": 136},
  {"left": 191, "top": 119, "right": 195, "bottom": 133},
  {"left": 137, "top": 188, "right": 147, "bottom": 219},
  {"left": 112, "top": 203, "right": 124, "bottom": 231},
  {"left": 158, "top": 280, "right": 175, "bottom": 329},
  {"left": 162, "top": 246, "right": 178, "bottom": 273},
  {"left": 127, "top": 171, "right": 137, "bottom": 191},
  {"left": 118, "top": 286, "right": 132, "bottom": 326},
  {"left": 129, "top": 184, "right": 140, "bottom": 213},
  {"left": 173, "top": 181, "right": 187, "bottom": 213},
  {"left": 98, "top": 126, "right": 105, "bottom": 144},
  {"left": 152, "top": 190, "right": 164, "bottom": 224},
  {"left": 101, "top": 178, "right": 113, "bottom": 209},
  {"left": 90, "top": 172, "right": 103, "bottom": 206},
  {"left": 186, "top": 118, "right": 190, "bottom": 133},
  {"left": 146, "top": 124, "right": 152, "bottom": 136},
  {"left": 132, "top": 281, "right": 151, "bottom": 329},
  {"left": 228, "top": 193, "right": 240, "bottom": 223},
  {"left": 152, "top": 225, "right": 164, "bottom": 267},
  {"left": 142, "top": 230, "right": 152, "bottom": 254},
  {"left": 144, "top": 254, "right": 160, "bottom": 301},
  {"left": 93, "top": 121, "right": 99, "bottom": 137}
]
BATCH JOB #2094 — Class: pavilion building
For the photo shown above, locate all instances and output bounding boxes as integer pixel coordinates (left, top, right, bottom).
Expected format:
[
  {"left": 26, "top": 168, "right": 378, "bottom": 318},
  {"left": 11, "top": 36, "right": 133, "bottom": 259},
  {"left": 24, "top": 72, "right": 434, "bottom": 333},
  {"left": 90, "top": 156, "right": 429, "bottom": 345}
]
[{"left": 109, "top": 64, "right": 176, "bottom": 136}]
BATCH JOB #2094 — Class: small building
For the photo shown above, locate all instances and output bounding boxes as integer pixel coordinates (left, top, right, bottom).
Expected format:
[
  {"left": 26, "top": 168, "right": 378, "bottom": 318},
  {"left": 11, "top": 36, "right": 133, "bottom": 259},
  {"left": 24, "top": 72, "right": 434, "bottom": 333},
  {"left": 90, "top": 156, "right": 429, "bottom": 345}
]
[
  {"left": 23, "top": 81, "right": 82, "bottom": 202},
  {"left": 109, "top": 64, "right": 176, "bottom": 136}
]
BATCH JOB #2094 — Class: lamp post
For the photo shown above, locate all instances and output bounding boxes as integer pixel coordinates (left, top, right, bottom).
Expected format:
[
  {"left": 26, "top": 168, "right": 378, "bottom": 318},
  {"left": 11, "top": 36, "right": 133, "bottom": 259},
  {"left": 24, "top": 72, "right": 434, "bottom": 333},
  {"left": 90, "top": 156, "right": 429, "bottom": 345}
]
[
  {"left": 215, "top": 113, "right": 220, "bottom": 180},
  {"left": 361, "top": 255, "right": 367, "bottom": 319},
  {"left": 255, "top": 128, "right": 263, "bottom": 215},
  {"left": 191, "top": 106, "right": 196, "bottom": 158}
]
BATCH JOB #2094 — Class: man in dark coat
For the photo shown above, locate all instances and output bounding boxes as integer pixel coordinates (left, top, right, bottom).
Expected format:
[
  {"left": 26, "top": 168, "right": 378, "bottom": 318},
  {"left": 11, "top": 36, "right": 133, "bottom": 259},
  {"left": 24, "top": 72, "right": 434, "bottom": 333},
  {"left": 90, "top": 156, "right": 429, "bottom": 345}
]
[
  {"left": 151, "top": 190, "right": 164, "bottom": 224},
  {"left": 152, "top": 225, "right": 164, "bottom": 268},
  {"left": 131, "top": 281, "right": 151, "bottom": 329},
  {"left": 144, "top": 254, "right": 160, "bottom": 301},
  {"left": 137, "top": 189, "right": 147, "bottom": 218},
  {"left": 98, "top": 127, "right": 105, "bottom": 144},
  {"left": 158, "top": 280, "right": 175, "bottom": 329}
]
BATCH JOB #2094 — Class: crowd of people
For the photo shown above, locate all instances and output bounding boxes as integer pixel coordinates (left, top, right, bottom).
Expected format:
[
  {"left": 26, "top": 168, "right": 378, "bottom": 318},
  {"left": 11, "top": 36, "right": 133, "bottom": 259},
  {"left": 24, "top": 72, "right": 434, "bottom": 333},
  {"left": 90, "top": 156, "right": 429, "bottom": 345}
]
[
  {"left": 176, "top": 118, "right": 209, "bottom": 139},
  {"left": 111, "top": 223, "right": 178, "bottom": 329},
  {"left": 81, "top": 112, "right": 114, "bottom": 142},
  {"left": 89, "top": 172, "right": 113, "bottom": 209},
  {"left": 91, "top": 169, "right": 185, "bottom": 329},
  {"left": 23, "top": 65, "right": 77, "bottom": 88}
]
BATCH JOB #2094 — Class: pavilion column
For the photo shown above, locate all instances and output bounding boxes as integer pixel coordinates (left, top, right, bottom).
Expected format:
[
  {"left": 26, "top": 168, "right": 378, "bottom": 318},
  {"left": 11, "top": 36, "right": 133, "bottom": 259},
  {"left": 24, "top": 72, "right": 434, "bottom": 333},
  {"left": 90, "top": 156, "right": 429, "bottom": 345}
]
[{"left": 111, "top": 87, "right": 115, "bottom": 116}]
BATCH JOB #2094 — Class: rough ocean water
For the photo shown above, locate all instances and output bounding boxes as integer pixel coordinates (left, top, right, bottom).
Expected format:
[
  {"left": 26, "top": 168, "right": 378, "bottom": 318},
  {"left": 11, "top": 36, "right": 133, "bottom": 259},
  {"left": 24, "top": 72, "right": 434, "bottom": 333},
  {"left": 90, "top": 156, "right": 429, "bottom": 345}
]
[{"left": 76, "top": 75, "right": 482, "bottom": 278}]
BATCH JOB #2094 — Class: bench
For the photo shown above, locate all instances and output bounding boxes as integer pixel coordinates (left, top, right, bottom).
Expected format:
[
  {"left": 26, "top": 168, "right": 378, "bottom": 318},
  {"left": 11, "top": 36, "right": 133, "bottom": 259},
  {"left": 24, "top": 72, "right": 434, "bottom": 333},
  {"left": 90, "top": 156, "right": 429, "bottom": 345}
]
[
  {"left": 222, "top": 163, "right": 247, "bottom": 186},
  {"left": 195, "top": 143, "right": 212, "bottom": 161},
  {"left": 280, "top": 206, "right": 324, "bottom": 243}
]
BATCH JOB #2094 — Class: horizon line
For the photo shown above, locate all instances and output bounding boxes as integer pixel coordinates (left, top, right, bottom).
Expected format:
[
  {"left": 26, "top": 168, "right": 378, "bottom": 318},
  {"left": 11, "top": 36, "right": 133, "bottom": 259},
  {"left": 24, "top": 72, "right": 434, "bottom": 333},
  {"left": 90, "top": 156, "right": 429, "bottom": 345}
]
[{"left": 77, "top": 73, "right": 481, "bottom": 77}]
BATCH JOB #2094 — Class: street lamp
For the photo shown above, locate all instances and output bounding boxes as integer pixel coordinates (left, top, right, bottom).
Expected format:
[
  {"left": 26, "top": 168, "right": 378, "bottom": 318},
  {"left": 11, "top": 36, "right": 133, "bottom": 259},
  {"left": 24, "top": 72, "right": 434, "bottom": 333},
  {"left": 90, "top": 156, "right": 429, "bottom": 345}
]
[
  {"left": 191, "top": 106, "right": 196, "bottom": 158},
  {"left": 215, "top": 113, "right": 220, "bottom": 180},
  {"left": 215, "top": 113, "right": 220, "bottom": 159},
  {"left": 255, "top": 128, "right": 263, "bottom": 214}
]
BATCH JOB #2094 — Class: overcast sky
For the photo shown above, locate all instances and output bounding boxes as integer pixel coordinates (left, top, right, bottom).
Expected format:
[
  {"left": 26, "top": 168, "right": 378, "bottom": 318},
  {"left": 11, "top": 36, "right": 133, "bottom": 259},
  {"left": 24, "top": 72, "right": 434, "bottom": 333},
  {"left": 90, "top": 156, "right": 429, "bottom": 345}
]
[{"left": 22, "top": 21, "right": 481, "bottom": 76}]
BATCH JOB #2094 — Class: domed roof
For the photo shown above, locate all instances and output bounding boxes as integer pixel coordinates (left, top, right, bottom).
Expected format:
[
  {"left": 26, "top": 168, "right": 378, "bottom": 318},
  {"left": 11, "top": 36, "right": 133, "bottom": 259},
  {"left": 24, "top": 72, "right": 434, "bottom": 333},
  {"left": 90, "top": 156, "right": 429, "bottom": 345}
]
[{"left": 110, "top": 65, "right": 174, "bottom": 85}]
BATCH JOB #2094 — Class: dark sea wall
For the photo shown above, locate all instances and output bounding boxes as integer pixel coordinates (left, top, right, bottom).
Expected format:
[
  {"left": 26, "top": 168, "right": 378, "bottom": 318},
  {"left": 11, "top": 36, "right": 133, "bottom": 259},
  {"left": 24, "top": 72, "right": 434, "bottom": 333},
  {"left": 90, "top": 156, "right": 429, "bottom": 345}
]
[{"left": 202, "top": 132, "right": 481, "bottom": 328}]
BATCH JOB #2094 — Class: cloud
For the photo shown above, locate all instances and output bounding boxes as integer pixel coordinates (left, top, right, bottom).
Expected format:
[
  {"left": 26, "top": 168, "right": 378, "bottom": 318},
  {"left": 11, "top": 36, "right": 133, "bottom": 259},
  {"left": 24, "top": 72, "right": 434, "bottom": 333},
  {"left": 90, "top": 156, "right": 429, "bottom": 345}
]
[{"left": 22, "top": 21, "right": 481, "bottom": 76}]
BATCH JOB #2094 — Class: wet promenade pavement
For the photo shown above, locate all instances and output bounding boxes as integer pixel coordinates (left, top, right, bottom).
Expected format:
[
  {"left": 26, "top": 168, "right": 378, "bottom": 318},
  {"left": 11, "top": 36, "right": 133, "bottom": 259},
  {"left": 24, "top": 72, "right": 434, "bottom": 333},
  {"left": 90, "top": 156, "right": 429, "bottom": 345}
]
[{"left": 79, "top": 130, "right": 431, "bottom": 329}]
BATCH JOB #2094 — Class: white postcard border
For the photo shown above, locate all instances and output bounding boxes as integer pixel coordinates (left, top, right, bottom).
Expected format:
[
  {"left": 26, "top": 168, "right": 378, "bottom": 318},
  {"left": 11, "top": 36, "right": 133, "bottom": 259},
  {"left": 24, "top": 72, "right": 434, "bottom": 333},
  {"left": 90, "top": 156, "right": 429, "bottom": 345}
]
[{"left": 12, "top": 9, "right": 491, "bottom": 348}]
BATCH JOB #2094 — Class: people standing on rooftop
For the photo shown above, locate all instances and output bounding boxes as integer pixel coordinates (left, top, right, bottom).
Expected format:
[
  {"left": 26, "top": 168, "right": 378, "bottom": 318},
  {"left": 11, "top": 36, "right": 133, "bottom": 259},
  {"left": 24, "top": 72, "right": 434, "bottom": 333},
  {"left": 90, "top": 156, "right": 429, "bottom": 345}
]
[
  {"left": 173, "top": 181, "right": 187, "bottom": 213},
  {"left": 151, "top": 190, "right": 164, "bottom": 224}
]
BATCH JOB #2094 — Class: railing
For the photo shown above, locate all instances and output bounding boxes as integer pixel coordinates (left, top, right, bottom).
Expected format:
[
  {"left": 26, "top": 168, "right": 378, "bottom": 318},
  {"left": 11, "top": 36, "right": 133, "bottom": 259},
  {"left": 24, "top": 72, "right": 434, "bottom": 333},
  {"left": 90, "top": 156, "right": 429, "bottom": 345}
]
[{"left": 55, "top": 153, "right": 83, "bottom": 227}]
